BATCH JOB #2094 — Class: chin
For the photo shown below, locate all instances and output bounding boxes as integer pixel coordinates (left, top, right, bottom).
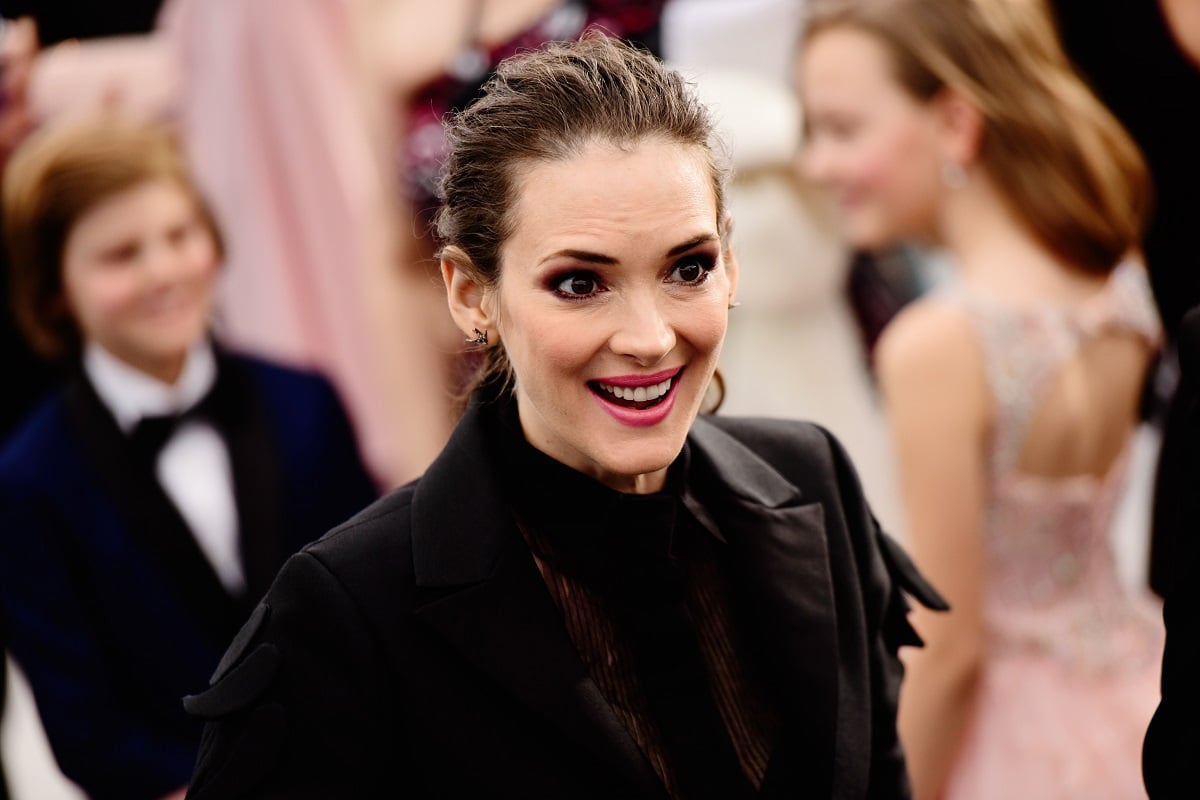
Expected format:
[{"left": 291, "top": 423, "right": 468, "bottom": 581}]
[
  {"left": 839, "top": 223, "right": 883, "bottom": 252},
  {"left": 599, "top": 435, "right": 685, "bottom": 479}
]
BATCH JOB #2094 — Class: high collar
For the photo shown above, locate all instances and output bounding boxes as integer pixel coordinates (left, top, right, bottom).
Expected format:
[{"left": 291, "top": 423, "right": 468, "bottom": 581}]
[
  {"left": 410, "top": 392, "right": 799, "bottom": 590},
  {"left": 480, "top": 392, "right": 730, "bottom": 584}
]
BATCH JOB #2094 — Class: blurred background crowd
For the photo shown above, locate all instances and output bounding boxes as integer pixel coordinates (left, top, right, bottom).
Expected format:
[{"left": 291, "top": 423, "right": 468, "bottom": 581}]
[{"left": 0, "top": 0, "right": 1194, "bottom": 797}]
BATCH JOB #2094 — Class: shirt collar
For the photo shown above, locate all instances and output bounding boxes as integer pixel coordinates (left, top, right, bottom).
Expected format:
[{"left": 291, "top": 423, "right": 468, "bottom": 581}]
[{"left": 83, "top": 340, "right": 218, "bottom": 434}]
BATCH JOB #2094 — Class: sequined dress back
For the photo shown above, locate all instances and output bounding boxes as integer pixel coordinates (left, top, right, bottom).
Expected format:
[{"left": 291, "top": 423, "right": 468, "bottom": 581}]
[{"left": 942, "top": 263, "right": 1164, "bottom": 800}]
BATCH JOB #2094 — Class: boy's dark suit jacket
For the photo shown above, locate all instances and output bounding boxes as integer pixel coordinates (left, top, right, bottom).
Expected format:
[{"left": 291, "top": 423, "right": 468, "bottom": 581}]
[
  {"left": 0, "top": 350, "right": 377, "bottom": 800},
  {"left": 1143, "top": 305, "right": 1200, "bottom": 797},
  {"left": 184, "top": 400, "right": 944, "bottom": 799}
]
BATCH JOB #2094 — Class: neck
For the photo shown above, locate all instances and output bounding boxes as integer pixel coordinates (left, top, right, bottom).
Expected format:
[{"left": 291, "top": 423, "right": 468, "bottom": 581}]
[
  {"left": 936, "top": 169, "right": 1103, "bottom": 303},
  {"left": 138, "top": 353, "right": 188, "bottom": 386},
  {"left": 602, "top": 468, "right": 669, "bottom": 495}
]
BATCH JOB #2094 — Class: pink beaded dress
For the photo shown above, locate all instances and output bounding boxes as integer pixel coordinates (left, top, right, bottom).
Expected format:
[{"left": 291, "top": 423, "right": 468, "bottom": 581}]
[{"left": 941, "top": 262, "right": 1164, "bottom": 800}]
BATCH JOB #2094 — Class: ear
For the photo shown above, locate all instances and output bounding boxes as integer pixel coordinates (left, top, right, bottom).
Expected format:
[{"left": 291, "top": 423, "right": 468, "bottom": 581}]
[
  {"left": 935, "top": 89, "right": 985, "bottom": 166},
  {"left": 722, "top": 213, "right": 740, "bottom": 307},
  {"left": 441, "top": 246, "right": 496, "bottom": 338}
]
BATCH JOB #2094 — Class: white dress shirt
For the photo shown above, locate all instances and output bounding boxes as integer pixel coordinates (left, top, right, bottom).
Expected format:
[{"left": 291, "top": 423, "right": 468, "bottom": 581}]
[{"left": 84, "top": 341, "right": 246, "bottom": 594}]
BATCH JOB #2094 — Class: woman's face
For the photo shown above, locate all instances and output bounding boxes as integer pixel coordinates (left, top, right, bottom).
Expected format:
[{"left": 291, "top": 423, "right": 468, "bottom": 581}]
[
  {"left": 61, "top": 178, "right": 219, "bottom": 383},
  {"left": 798, "top": 26, "right": 946, "bottom": 249},
  {"left": 491, "top": 139, "right": 735, "bottom": 494}
]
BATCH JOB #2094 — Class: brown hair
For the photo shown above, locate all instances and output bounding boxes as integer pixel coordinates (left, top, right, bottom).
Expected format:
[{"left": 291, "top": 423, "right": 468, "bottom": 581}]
[
  {"left": 435, "top": 31, "right": 732, "bottom": 395},
  {"left": 802, "top": 0, "right": 1150, "bottom": 275},
  {"left": 3, "top": 114, "right": 224, "bottom": 358}
]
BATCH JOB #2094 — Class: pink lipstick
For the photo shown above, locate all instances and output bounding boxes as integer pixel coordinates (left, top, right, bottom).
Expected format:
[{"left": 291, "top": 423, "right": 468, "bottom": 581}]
[{"left": 588, "top": 367, "right": 683, "bottom": 427}]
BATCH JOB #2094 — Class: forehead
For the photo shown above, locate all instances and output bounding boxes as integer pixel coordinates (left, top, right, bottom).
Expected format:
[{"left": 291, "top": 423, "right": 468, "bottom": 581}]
[
  {"left": 502, "top": 139, "right": 718, "bottom": 261},
  {"left": 69, "top": 179, "right": 195, "bottom": 237},
  {"left": 800, "top": 26, "right": 899, "bottom": 105}
]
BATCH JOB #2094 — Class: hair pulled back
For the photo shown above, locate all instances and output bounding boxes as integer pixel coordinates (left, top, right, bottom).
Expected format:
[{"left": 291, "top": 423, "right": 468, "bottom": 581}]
[{"left": 435, "top": 31, "right": 730, "bottom": 392}]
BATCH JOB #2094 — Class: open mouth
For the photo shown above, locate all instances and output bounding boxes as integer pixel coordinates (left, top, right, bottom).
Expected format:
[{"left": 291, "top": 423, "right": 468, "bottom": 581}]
[{"left": 588, "top": 370, "right": 680, "bottom": 410}]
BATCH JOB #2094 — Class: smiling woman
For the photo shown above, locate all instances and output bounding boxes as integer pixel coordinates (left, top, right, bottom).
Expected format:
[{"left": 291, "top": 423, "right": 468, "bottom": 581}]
[
  {"left": 184, "top": 32, "right": 944, "bottom": 800},
  {"left": 445, "top": 138, "right": 730, "bottom": 493}
]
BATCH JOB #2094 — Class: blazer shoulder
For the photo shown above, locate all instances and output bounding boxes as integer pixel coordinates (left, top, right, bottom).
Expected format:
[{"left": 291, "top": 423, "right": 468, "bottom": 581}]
[
  {"left": 698, "top": 414, "right": 946, "bottom": 612},
  {"left": 183, "top": 485, "right": 420, "bottom": 743},
  {"left": 0, "top": 391, "right": 78, "bottom": 482},
  {"left": 299, "top": 482, "right": 420, "bottom": 600},
  {"left": 698, "top": 414, "right": 841, "bottom": 477}
]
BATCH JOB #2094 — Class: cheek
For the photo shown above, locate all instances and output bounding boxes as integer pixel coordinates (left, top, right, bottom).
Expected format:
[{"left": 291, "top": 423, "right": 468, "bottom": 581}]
[
  {"left": 185, "top": 236, "right": 220, "bottom": 279},
  {"left": 881, "top": 128, "right": 940, "bottom": 198},
  {"left": 63, "top": 272, "right": 136, "bottom": 326},
  {"left": 837, "top": 117, "right": 930, "bottom": 196},
  {"left": 854, "top": 137, "right": 916, "bottom": 196},
  {"left": 680, "top": 299, "right": 729, "bottom": 358},
  {"left": 498, "top": 299, "right": 591, "bottom": 387},
  {"left": 532, "top": 318, "right": 598, "bottom": 377}
]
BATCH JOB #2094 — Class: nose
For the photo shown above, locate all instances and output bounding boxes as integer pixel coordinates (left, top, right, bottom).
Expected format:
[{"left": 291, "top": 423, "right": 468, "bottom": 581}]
[
  {"left": 798, "top": 135, "right": 832, "bottom": 185},
  {"left": 141, "top": 237, "right": 192, "bottom": 288},
  {"left": 141, "top": 241, "right": 177, "bottom": 282},
  {"left": 608, "top": 293, "right": 675, "bottom": 366}
]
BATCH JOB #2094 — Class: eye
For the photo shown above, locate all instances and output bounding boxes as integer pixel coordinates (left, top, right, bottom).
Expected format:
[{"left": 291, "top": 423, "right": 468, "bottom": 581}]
[
  {"left": 166, "top": 219, "right": 199, "bottom": 245},
  {"left": 669, "top": 253, "right": 716, "bottom": 285},
  {"left": 99, "top": 242, "right": 141, "bottom": 265},
  {"left": 809, "top": 114, "right": 859, "bottom": 143},
  {"left": 552, "top": 272, "right": 604, "bottom": 299}
]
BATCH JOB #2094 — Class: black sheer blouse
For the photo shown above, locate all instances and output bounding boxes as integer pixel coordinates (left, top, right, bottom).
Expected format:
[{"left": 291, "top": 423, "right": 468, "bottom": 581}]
[{"left": 481, "top": 395, "right": 779, "bottom": 798}]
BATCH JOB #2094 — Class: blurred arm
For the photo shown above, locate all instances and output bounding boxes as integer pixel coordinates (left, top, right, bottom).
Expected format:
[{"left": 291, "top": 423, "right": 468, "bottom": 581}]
[{"left": 876, "top": 299, "right": 989, "bottom": 800}]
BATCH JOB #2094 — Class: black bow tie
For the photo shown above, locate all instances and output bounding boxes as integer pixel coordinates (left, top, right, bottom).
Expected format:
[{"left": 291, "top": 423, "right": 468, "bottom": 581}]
[{"left": 128, "top": 379, "right": 231, "bottom": 464}]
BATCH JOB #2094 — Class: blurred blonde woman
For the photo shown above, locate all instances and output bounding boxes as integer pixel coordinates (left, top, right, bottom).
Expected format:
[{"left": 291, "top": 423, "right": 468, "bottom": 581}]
[{"left": 798, "top": 1, "right": 1163, "bottom": 797}]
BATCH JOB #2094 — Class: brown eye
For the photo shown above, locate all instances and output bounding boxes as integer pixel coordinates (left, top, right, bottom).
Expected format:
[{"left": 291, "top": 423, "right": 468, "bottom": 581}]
[
  {"left": 554, "top": 273, "right": 601, "bottom": 297},
  {"left": 101, "top": 242, "right": 141, "bottom": 265},
  {"left": 669, "top": 254, "right": 715, "bottom": 284}
]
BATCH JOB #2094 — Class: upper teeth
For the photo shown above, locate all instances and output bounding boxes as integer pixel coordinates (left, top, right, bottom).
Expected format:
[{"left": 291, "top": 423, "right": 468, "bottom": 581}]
[{"left": 599, "top": 378, "right": 672, "bottom": 402}]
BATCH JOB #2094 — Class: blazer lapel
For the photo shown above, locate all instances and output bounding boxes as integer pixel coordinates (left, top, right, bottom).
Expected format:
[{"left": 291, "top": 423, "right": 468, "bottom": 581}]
[
  {"left": 213, "top": 353, "right": 286, "bottom": 611},
  {"left": 688, "top": 418, "right": 841, "bottom": 798},
  {"left": 409, "top": 403, "right": 666, "bottom": 798}
]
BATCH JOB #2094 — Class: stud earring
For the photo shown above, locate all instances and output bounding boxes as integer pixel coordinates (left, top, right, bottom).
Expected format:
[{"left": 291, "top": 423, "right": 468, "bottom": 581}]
[
  {"left": 465, "top": 328, "right": 488, "bottom": 345},
  {"left": 941, "top": 161, "right": 967, "bottom": 190}
]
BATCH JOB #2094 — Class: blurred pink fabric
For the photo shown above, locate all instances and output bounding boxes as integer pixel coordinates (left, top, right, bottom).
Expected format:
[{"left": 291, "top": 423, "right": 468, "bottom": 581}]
[
  {"left": 941, "top": 263, "right": 1163, "bottom": 800},
  {"left": 158, "top": 0, "right": 408, "bottom": 486}
]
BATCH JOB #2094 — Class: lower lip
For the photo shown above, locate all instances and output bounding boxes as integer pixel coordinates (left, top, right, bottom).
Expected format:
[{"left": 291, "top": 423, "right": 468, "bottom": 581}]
[
  {"left": 590, "top": 376, "right": 681, "bottom": 428},
  {"left": 837, "top": 193, "right": 863, "bottom": 211}
]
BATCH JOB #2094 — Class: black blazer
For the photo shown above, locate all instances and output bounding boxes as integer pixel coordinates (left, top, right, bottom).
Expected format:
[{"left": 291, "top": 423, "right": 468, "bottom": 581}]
[
  {"left": 1143, "top": 306, "right": 1200, "bottom": 797},
  {"left": 184, "top": 403, "right": 944, "bottom": 799}
]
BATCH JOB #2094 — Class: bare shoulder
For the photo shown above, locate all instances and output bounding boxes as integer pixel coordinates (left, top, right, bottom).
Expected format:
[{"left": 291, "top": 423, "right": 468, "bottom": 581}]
[
  {"left": 874, "top": 296, "right": 988, "bottom": 427},
  {"left": 876, "top": 297, "right": 983, "bottom": 388}
]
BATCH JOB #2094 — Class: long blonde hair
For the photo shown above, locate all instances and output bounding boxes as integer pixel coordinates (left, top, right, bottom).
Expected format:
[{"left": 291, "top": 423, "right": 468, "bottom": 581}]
[{"left": 802, "top": 0, "right": 1149, "bottom": 275}]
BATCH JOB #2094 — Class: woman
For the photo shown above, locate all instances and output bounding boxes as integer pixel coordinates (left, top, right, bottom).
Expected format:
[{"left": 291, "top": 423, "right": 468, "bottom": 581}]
[
  {"left": 184, "top": 33, "right": 942, "bottom": 799},
  {"left": 797, "top": 1, "right": 1163, "bottom": 798},
  {"left": 0, "top": 115, "right": 377, "bottom": 800}
]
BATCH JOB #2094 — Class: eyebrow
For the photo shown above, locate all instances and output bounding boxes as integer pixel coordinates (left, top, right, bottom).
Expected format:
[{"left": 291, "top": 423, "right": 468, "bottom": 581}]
[{"left": 541, "top": 234, "right": 719, "bottom": 266}]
